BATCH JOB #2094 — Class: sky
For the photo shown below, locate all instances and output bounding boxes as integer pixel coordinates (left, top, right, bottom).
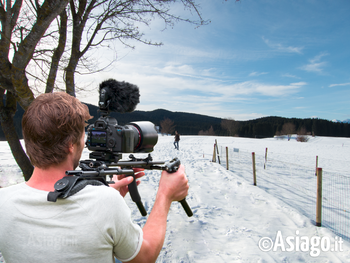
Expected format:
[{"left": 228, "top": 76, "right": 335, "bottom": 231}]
[{"left": 78, "top": 0, "right": 350, "bottom": 121}]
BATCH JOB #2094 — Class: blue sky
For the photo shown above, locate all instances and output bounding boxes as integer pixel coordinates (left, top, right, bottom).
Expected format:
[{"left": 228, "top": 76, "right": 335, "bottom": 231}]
[{"left": 79, "top": 0, "right": 350, "bottom": 121}]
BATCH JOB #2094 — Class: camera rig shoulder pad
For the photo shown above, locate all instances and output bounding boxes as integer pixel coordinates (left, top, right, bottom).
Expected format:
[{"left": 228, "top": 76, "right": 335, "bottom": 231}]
[{"left": 47, "top": 176, "right": 109, "bottom": 202}]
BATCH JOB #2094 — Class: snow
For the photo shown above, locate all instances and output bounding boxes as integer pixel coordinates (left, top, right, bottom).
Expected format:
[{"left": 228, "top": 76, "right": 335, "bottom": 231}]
[{"left": 1, "top": 135, "right": 350, "bottom": 262}]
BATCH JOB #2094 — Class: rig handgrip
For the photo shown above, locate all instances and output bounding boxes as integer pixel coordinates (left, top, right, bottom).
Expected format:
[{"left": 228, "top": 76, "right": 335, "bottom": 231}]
[
  {"left": 166, "top": 158, "right": 193, "bottom": 217},
  {"left": 128, "top": 175, "right": 147, "bottom": 216},
  {"left": 135, "top": 201, "right": 147, "bottom": 217},
  {"left": 180, "top": 198, "right": 193, "bottom": 217}
]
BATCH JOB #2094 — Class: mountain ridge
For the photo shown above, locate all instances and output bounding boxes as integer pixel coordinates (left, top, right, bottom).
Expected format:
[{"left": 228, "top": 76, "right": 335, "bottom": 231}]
[{"left": 0, "top": 103, "right": 349, "bottom": 140}]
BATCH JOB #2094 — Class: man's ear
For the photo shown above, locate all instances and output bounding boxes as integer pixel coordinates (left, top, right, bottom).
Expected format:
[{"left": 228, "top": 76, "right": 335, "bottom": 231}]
[{"left": 68, "top": 143, "right": 74, "bottom": 153}]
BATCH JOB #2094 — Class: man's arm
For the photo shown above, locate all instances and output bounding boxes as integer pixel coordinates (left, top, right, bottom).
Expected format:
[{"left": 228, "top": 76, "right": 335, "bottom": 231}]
[{"left": 125, "top": 164, "right": 189, "bottom": 263}]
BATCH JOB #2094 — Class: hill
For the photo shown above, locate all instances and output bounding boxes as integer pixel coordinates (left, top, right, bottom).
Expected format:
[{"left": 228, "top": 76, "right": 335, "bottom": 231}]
[
  {"left": 90, "top": 107, "right": 224, "bottom": 136},
  {"left": 0, "top": 103, "right": 225, "bottom": 140},
  {"left": 1, "top": 103, "right": 349, "bottom": 140}
]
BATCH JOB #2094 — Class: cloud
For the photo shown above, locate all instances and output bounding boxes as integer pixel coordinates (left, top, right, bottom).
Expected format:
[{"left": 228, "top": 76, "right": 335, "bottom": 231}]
[
  {"left": 221, "top": 81, "right": 306, "bottom": 97},
  {"left": 249, "top": 72, "right": 268, "bottom": 77},
  {"left": 300, "top": 62, "right": 327, "bottom": 73},
  {"left": 262, "top": 37, "right": 304, "bottom": 54},
  {"left": 299, "top": 52, "right": 328, "bottom": 73},
  {"left": 282, "top": 73, "right": 301, "bottom": 79},
  {"left": 329, "top": 82, "right": 350, "bottom": 87},
  {"left": 160, "top": 64, "right": 220, "bottom": 79}
]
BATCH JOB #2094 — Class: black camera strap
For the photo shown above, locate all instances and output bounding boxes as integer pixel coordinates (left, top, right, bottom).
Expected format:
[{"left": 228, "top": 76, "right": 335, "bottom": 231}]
[{"left": 47, "top": 176, "right": 108, "bottom": 202}]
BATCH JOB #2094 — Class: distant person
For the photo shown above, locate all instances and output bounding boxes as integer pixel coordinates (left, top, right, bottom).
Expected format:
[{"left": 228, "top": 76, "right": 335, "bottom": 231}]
[
  {"left": 0, "top": 92, "right": 189, "bottom": 263},
  {"left": 174, "top": 131, "right": 180, "bottom": 150}
]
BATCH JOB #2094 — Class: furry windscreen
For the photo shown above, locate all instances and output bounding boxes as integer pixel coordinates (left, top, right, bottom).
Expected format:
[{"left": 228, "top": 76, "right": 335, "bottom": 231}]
[{"left": 99, "top": 79, "right": 140, "bottom": 113}]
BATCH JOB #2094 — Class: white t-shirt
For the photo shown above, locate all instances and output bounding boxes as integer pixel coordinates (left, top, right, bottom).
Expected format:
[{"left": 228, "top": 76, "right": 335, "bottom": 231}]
[{"left": 0, "top": 182, "right": 143, "bottom": 263}]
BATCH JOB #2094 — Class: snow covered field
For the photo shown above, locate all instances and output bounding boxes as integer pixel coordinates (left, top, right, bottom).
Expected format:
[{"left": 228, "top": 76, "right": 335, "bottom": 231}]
[
  {"left": 214, "top": 136, "right": 350, "bottom": 244},
  {"left": 1, "top": 135, "right": 350, "bottom": 262}
]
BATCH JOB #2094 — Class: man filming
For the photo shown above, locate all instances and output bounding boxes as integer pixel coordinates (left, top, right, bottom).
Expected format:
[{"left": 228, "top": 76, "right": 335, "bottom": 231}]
[{"left": 0, "top": 92, "right": 189, "bottom": 263}]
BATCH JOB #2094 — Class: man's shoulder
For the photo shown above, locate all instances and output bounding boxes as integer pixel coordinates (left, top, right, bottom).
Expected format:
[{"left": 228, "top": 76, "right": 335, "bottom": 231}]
[
  {"left": 0, "top": 182, "right": 25, "bottom": 196},
  {"left": 73, "top": 184, "right": 124, "bottom": 206},
  {"left": 71, "top": 184, "right": 132, "bottom": 222},
  {"left": 79, "top": 184, "right": 120, "bottom": 197},
  {"left": 0, "top": 182, "right": 26, "bottom": 207}
]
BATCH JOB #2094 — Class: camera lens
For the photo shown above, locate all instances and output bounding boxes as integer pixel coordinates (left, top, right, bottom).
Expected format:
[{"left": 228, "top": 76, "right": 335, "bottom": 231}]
[{"left": 127, "top": 121, "right": 158, "bottom": 153}]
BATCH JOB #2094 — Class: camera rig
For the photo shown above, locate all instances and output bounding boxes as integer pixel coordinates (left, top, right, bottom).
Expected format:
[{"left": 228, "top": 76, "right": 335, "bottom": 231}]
[
  {"left": 48, "top": 154, "right": 192, "bottom": 217},
  {"left": 47, "top": 79, "right": 193, "bottom": 217}
]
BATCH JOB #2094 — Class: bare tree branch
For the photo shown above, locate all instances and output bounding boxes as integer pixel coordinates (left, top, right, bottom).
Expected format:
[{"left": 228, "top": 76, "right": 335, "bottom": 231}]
[{"left": 0, "top": 0, "right": 212, "bottom": 179}]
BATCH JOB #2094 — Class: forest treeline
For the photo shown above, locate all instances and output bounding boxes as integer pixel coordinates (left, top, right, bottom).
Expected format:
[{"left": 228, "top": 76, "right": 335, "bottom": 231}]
[
  {"left": 1, "top": 103, "right": 349, "bottom": 140},
  {"left": 229, "top": 116, "right": 350, "bottom": 138}
]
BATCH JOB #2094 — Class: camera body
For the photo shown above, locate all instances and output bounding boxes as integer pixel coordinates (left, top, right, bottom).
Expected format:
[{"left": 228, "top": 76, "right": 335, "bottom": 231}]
[
  {"left": 86, "top": 116, "right": 158, "bottom": 154},
  {"left": 85, "top": 79, "right": 158, "bottom": 162}
]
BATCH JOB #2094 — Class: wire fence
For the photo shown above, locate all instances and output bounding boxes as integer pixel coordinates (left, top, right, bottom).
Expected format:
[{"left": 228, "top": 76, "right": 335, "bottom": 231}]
[
  {"left": 322, "top": 170, "right": 350, "bottom": 242},
  {"left": 216, "top": 144, "right": 350, "bottom": 242}
]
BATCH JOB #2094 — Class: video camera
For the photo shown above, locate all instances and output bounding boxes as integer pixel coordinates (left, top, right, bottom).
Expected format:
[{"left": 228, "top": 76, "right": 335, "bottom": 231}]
[
  {"left": 47, "top": 79, "right": 192, "bottom": 217},
  {"left": 86, "top": 79, "right": 158, "bottom": 162}
]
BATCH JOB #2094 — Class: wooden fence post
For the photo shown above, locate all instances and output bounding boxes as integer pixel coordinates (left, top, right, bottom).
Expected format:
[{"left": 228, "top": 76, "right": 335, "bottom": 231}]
[
  {"left": 252, "top": 152, "right": 256, "bottom": 186},
  {"left": 264, "top": 147, "right": 268, "bottom": 169},
  {"left": 316, "top": 167, "right": 323, "bottom": 227},
  {"left": 215, "top": 139, "right": 221, "bottom": 164},
  {"left": 212, "top": 143, "right": 216, "bottom": 162},
  {"left": 226, "top": 147, "right": 229, "bottom": 170},
  {"left": 315, "top": 156, "right": 318, "bottom": 176}
]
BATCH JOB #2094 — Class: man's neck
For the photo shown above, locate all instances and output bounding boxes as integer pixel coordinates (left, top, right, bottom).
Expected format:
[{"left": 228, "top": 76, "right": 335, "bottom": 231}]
[{"left": 26, "top": 163, "right": 73, "bottom": 192}]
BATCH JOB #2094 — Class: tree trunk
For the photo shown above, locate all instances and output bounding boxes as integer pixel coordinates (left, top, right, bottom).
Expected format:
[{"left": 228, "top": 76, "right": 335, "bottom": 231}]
[
  {"left": 0, "top": 90, "right": 33, "bottom": 181},
  {"left": 0, "top": 0, "right": 69, "bottom": 181},
  {"left": 65, "top": 63, "right": 77, "bottom": 96},
  {"left": 46, "top": 9, "right": 68, "bottom": 93}
]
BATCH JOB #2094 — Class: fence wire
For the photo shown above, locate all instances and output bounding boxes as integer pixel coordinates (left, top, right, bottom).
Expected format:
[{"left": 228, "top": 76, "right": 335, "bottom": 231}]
[
  {"left": 322, "top": 170, "right": 350, "bottom": 242},
  {"left": 216, "top": 144, "right": 350, "bottom": 242}
]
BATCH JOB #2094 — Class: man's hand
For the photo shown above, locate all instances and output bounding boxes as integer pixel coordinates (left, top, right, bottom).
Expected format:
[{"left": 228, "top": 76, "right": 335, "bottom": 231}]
[
  {"left": 158, "top": 164, "right": 189, "bottom": 202},
  {"left": 110, "top": 168, "right": 145, "bottom": 197}
]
